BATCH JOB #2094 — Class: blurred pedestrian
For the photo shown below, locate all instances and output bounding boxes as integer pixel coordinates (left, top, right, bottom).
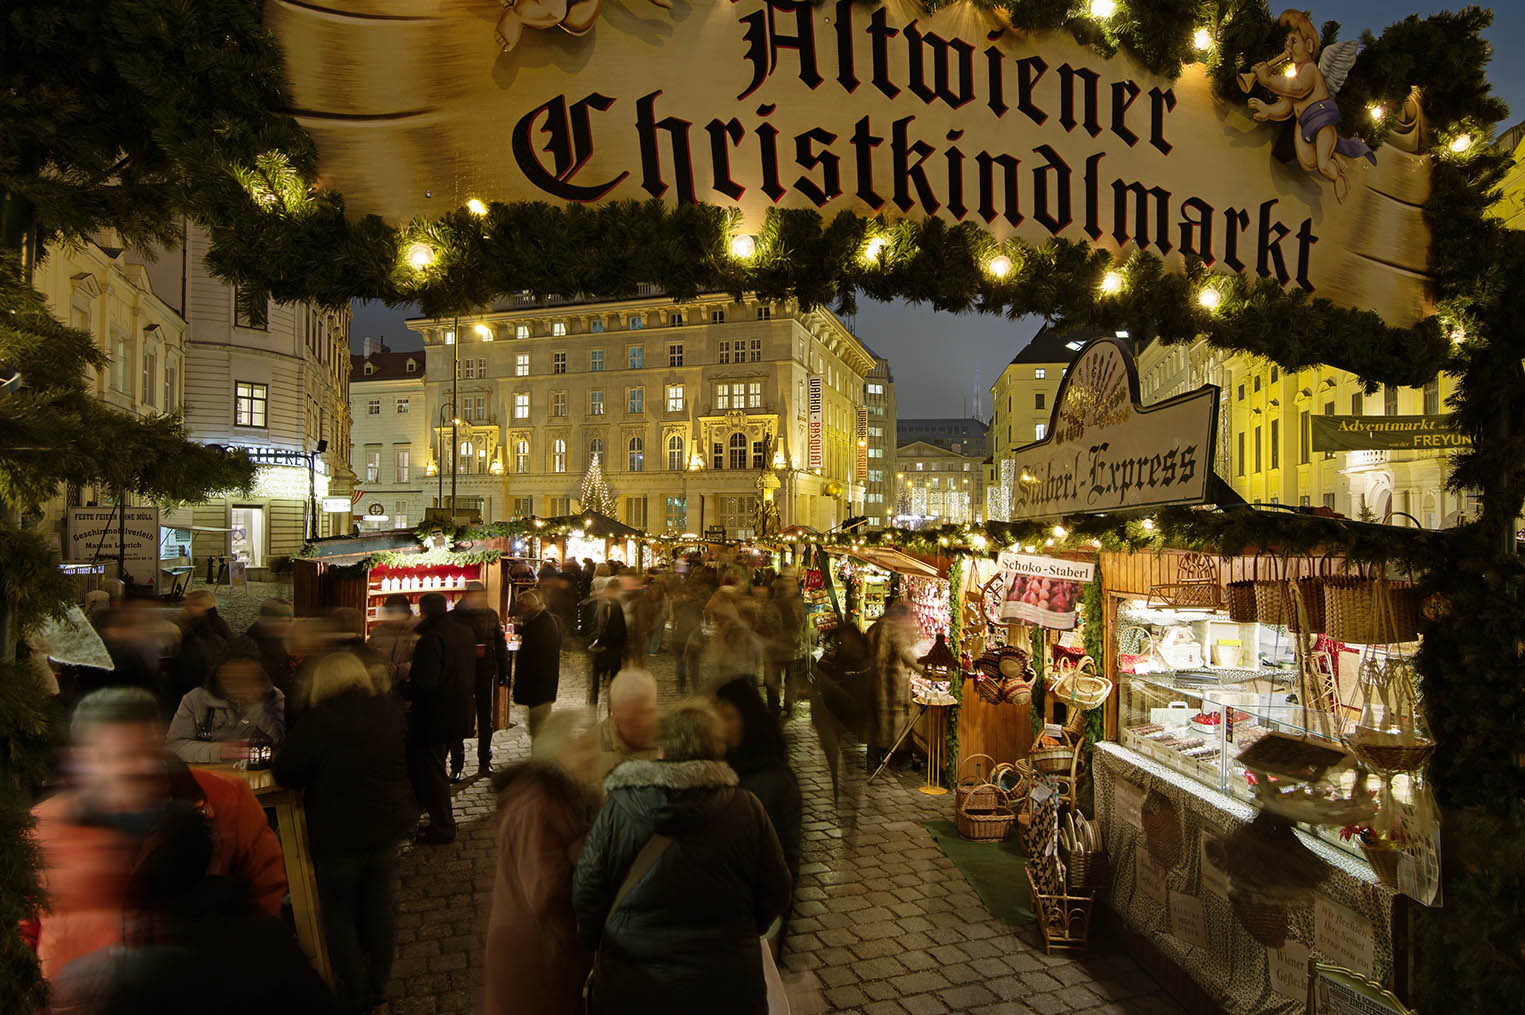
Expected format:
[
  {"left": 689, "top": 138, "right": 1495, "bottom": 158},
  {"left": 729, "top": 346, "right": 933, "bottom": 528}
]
[
  {"left": 274, "top": 652, "right": 415, "bottom": 1013},
  {"left": 572, "top": 701, "right": 791, "bottom": 1015},
  {"left": 404, "top": 592, "right": 476, "bottom": 844},
  {"left": 367, "top": 594, "right": 417, "bottom": 693},
  {"left": 451, "top": 582, "right": 510, "bottom": 778},
  {"left": 867, "top": 602, "right": 923, "bottom": 771},
  {"left": 585, "top": 578, "right": 627, "bottom": 707},
  {"left": 511, "top": 588, "right": 562, "bottom": 741},
  {"left": 166, "top": 637, "right": 284, "bottom": 764},
  {"left": 168, "top": 588, "right": 230, "bottom": 706},
  {"left": 484, "top": 720, "right": 599, "bottom": 1015},
  {"left": 564, "top": 669, "right": 658, "bottom": 794},
  {"left": 246, "top": 598, "right": 295, "bottom": 699},
  {"left": 28, "top": 688, "right": 287, "bottom": 983}
]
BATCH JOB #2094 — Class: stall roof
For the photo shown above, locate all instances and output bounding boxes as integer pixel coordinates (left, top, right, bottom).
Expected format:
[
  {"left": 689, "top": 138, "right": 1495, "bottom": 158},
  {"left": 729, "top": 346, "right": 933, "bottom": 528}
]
[
  {"left": 302, "top": 530, "right": 421, "bottom": 560},
  {"left": 541, "top": 512, "right": 644, "bottom": 539},
  {"left": 828, "top": 544, "right": 944, "bottom": 580}
]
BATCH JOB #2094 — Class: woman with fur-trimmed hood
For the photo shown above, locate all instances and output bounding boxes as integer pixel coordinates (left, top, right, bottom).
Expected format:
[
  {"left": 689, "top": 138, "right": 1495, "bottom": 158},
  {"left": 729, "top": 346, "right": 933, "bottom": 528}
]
[{"left": 573, "top": 701, "right": 791, "bottom": 1015}]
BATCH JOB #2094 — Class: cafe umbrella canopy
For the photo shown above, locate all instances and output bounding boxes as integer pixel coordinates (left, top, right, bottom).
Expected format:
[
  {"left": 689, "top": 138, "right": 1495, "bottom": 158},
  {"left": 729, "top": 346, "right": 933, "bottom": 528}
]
[{"left": 2, "top": 0, "right": 1523, "bottom": 1009}]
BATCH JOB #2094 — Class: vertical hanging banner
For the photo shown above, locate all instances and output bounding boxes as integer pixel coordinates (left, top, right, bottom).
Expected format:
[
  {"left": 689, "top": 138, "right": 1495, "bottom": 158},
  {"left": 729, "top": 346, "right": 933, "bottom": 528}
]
[
  {"left": 856, "top": 408, "right": 869, "bottom": 481},
  {"left": 271, "top": 1, "right": 1436, "bottom": 326},
  {"left": 808, "top": 375, "right": 824, "bottom": 470}
]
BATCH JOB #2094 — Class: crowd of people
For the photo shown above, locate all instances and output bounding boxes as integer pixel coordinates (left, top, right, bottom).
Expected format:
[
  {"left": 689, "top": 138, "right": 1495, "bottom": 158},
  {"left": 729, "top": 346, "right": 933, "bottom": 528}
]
[{"left": 22, "top": 553, "right": 849, "bottom": 1015}]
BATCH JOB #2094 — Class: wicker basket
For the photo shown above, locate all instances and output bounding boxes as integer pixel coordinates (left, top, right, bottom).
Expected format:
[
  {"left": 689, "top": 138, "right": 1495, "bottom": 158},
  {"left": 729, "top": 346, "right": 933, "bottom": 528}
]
[
  {"left": 1226, "top": 555, "right": 1262, "bottom": 622},
  {"left": 1230, "top": 892, "right": 1289, "bottom": 948},
  {"left": 1028, "top": 866, "right": 1094, "bottom": 953},
  {"left": 1252, "top": 558, "right": 1292, "bottom": 629},
  {"left": 1052, "top": 656, "right": 1112, "bottom": 711},
  {"left": 1360, "top": 841, "right": 1404, "bottom": 889},
  {"left": 1030, "top": 737, "right": 1080, "bottom": 777},
  {"left": 955, "top": 780, "right": 1015, "bottom": 842},
  {"left": 1064, "top": 849, "right": 1106, "bottom": 894},
  {"left": 1292, "top": 555, "right": 1330, "bottom": 634},
  {"left": 1323, "top": 571, "right": 1421, "bottom": 644},
  {"left": 954, "top": 754, "right": 998, "bottom": 812}
]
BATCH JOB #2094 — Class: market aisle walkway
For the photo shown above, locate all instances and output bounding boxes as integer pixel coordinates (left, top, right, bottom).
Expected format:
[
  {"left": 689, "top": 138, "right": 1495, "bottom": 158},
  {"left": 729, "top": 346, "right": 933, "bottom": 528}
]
[{"left": 385, "top": 649, "right": 1182, "bottom": 1015}]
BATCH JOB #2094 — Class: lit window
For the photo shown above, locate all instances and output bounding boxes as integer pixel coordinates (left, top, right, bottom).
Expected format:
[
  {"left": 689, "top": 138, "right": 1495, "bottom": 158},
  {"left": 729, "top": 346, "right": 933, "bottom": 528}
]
[
  {"left": 515, "top": 439, "right": 530, "bottom": 474},
  {"left": 747, "top": 381, "right": 762, "bottom": 408},
  {"left": 395, "top": 450, "right": 410, "bottom": 483},
  {"left": 514, "top": 393, "right": 530, "bottom": 419},
  {"left": 629, "top": 315, "right": 644, "bottom": 330},
  {"left": 396, "top": 398, "right": 410, "bottom": 414},
  {"left": 443, "top": 330, "right": 454, "bottom": 346},
  {"left": 552, "top": 352, "right": 566, "bottom": 374},
  {"left": 627, "top": 387, "right": 644, "bottom": 413},
  {"left": 627, "top": 436, "right": 644, "bottom": 471},
  {"left": 477, "top": 358, "right": 487, "bottom": 378},
  {"left": 515, "top": 353, "right": 529, "bottom": 377},
  {"left": 749, "top": 339, "right": 762, "bottom": 362},
  {"left": 668, "top": 435, "right": 685, "bottom": 471},
  {"left": 1034, "top": 368, "right": 1046, "bottom": 379},
  {"left": 668, "top": 343, "right": 684, "bottom": 367},
  {"left": 589, "top": 437, "right": 605, "bottom": 464},
  {"left": 729, "top": 432, "right": 748, "bottom": 469},
  {"left": 591, "top": 319, "right": 605, "bottom": 333},
  {"left": 719, "top": 341, "right": 730, "bottom": 364},
  {"left": 463, "top": 359, "right": 476, "bottom": 380},
  {"left": 590, "top": 390, "right": 604, "bottom": 415},
  {"left": 716, "top": 383, "right": 732, "bottom": 410},
  {"left": 235, "top": 382, "right": 268, "bottom": 427},
  {"left": 867, "top": 382, "right": 884, "bottom": 396},
  {"left": 552, "top": 321, "right": 567, "bottom": 337},
  {"left": 590, "top": 348, "right": 605, "bottom": 372},
  {"left": 365, "top": 450, "right": 380, "bottom": 483},
  {"left": 514, "top": 324, "right": 530, "bottom": 340},
  {"left": 367, "top": 399, "right": 381, "bottom": 416},
  {"left": 628, "top": 345, "right": 643, "bottom": 369},
  {"left": 666, "top": 385, "right": 684, "bottom": 412},
  {"left": 552, "top": 391, "right": 567, "bottom": 417},
  {"left": 552, "top": 439, "right": 567, "bottom": 473}
]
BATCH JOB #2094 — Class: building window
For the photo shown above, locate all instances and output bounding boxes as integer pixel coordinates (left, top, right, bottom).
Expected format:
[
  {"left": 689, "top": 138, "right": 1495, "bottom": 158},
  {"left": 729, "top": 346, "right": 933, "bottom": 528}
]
[
  {"left": 1253, "top": 376, "right": 1262, "bottom": 393},
  {"left": 627, "top": 436, "right": 644, "bottom": 472},
  {"left": 712, "top": 441, "right": 724, "bottom": 470},
  {"left": 552, "top": 352, "right": 567, "bottom": 374},
  {"left": 590, "top": 348, "right": 605, "bottom": 372},
  {"left": 625, "top": 496, "right": 648, "bottom": 528},
  {"left": 589, "top": 437, "right": 605, "bottom": 465},
  {"left": 590, "top": 389, "right": 605, "bottom": 415},
  {"left": 514, "top": 393, "right": 530, "bottom": 419},
  {"left": 1238, "top": 384, "right": 1245, "bottom": 401},
  {"left": 515, "top": 324, "right": 530, "bottom": 340},
  {"left": 1270, "top": 418, "right": 1280, "bottom": 468},
  {"left": 668, "top": 343, "right": 684, "bottom": 367},
  {"left": 1351, "top": 393, "right": 1363, "bottom": 416},
  {"left": 1254, "top": 426, "right": 1263, "bottom": 472},
  {"left": 515, "top": 353, "right": 530, "bottom": 377},
  {"left": 1384, "top": 384, "right": 1399, "bottom": 416},
  {"left": 443, "top": 329, "right": 455, "bottom": 346},
  {"left": 513, "top": 496, "right": 533, "bottom": 516},
  {"left": 752, "top": 440, "right": 765, "bottom": 469},
  {"left": 405, "top": 359, "right": 417, "bottom": 373},
  {"left": 232, "top": 285, "right": 267, "bottom": 330},
  {"left": 749, "top": 339, "right": 762, "bottom": 362},
  {"left": 666, "top": 495, "right": 686, "bottom": 530},
  {"left": 590, "top": 319, "right": 605, "bottom": 333},
  {"left": 1238, "top": 432, "right": 1246, "bottom": 476},
  {"left": 235, "top": 382, "right": 268, "bottom": 427},
  {"left": 1034, "top": 368, "right": 1046, "bottom": 380},
  {"left": 1324, "top": 401, "right": 1337, "bottom": 459},
  {"left": 627, "top": 387, "right": 644, "bottom": 413},
  {"left": 1299, "top": 411, "right": 1310, "bottom": 464},
  {"left": 1423, "top": 379, "right": 1440, "bottom": 415},
  {"left": 396, "top": 450, "right": 410, "bottom": 483},
  {"left": 667, "top": 435, "right": 685, "bottom": 471},
  {"left": 716, "top": 382, "right": 732, "bottom": 410},
  {"left": 719, "top": 341, "right": 730, "bottom": 364},
  {"left": 1270, "top": 366, "right": 1279, "bottom": 382},
  {"left": 1323, "top": 493, "right": 1336, "bottom": 510},
  {"left": 367, "top": 399, "right": 381, "bottom": 416},
  {"left": 627, "top": 345, "right": 643, "bottom": 369},
  {"left": 868, "top": 447, "right": 883, "bottom": 458},
  {"left": 666, "top": 385, "right": 684, "bottom": 412},
  {"left": 670, "top": 312, "right": 685, "bottom": 326},
  {"left": 747, "top": 381, "right": 762, "bottom": 408},
  {"left": 141, "top": 349, "right": 156, "bottom": 407},
  {"left": 711, "top": 309, "right": 726, "bottom": 324},
  {"left": 728, "top": 432, "right": 747, "bottom": 469},
  {"left": 1035, "top": 393, "right": 1045, "bottom": 410},
  {"left": 476, "top": 357, "right": 487, "bottom": 378},
  {"left": 365, "top": 450, "right": 380, "bottom": 482},
  {"left": 629, "top": 315, "right": 644, "bottom": 330},
  {"left": 515, "top": 439, "right": 530, "bottom": 474},
  {"left": 164, "top": 359, "right": 178, "bottom": 412},
  {"left": 396, "top": 398, "right": 410, "bottom": 414},
  {"left": 463, "top": 359, "right": 476, "bottom": 380},
  {"left": 552, "top": 391, "right": 567, "bottom": 417},
  {"left": 756, "top": 305, "right": 771, "bottom": 320},
  {"left": 549, "top": 497, "right": 570, "bottom": 516},
  {"left": 458, "top": 441, "right": 476, "bottom": 475},
  {"left": 552, "top": 439, "right": 567, "bottom": 473},
  {"left": 552, "top": 321, "right": 567, "bottom": 337},
  {"left": 1035, "top": 423, "right": 1047, "bottom": 440}
]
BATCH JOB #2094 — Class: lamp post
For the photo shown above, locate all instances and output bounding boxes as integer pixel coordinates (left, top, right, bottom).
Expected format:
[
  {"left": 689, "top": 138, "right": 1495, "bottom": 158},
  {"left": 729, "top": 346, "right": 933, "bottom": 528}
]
[
  {"left": 450, "top": 314, "right": 460, "bottom": 516},
  {"left": 307, "top": 438, "right": 328, "bottom": 541},
  {"left": 686, "top": 451, "right": 704, "bottom": 535}
]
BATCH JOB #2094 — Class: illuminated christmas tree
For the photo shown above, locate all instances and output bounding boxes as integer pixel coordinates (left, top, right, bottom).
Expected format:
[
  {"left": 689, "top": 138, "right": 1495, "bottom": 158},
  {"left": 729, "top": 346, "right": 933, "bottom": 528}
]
[{"left": 578, "top": 453, "right": 617, "bottom": 517}]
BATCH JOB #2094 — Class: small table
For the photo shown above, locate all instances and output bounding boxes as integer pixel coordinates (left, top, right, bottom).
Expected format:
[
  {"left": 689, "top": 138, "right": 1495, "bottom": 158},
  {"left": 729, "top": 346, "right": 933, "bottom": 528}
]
[
  {"left": 915, "top": 696, "right": 955, "bottom": 796},
  {"left": 197, "top": 765, "right": 332, "bottom": 986}
]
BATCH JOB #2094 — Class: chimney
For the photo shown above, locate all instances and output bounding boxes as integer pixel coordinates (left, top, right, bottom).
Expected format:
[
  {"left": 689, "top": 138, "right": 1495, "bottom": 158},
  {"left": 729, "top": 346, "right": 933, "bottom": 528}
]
[{"left": 362, "top": 335, "right": 389, "bottom": 358}]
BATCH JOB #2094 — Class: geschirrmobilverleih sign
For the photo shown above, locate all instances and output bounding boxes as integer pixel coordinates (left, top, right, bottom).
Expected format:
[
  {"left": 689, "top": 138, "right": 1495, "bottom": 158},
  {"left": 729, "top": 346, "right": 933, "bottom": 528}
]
[
  {"left": 1311, "top": 415, "right": 1472, "bottom": 452},
  {"left": 997, "top": 550, "right": 1096, "bottom": 630},
  {"left": 1011, "top": 338, "right": 1218, "bottom": 520},
  {"left": 271, "top": 1, "right": 1434, "bottom": 327},
  {"left": 66, "top": 507, "right": 162, "bottom": 591}
]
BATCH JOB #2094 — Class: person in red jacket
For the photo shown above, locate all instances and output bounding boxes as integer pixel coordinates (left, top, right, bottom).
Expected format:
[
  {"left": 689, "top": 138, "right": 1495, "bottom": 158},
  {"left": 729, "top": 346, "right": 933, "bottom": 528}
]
[{"left": 27, "top": 686, "right": 288, "bottom": 984}]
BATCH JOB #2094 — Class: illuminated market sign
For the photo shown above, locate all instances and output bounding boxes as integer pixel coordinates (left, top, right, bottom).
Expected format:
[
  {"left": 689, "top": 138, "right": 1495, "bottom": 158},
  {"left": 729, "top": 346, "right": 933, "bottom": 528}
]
[
  {"left": 272, "top": 1, "right": 1433, "bottom": 324},
  {"left": 1010, "top": 338, "right": 1217, "bottom": 519},
  {"left": 1310, "top": 415, "right": 1471, "bottom": 452}
]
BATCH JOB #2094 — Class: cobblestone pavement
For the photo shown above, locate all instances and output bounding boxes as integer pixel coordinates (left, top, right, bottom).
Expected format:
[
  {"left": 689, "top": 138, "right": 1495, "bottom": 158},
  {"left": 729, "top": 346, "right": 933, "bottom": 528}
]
[{"left": 386, "top": 648, "right": 1183, "bottom": 1015}]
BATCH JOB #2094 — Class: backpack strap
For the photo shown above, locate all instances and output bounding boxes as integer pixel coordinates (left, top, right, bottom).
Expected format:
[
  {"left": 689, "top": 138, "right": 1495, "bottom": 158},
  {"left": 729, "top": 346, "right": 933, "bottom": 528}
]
[{"left": 606, "top": 833, "right": 672, "bottom": 924}]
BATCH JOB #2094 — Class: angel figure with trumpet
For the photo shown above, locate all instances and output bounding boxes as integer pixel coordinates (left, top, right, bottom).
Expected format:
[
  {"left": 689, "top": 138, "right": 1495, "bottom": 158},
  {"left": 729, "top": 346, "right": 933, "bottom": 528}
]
[
  {"left": 495, "top": 0, "right": 671, "bottom": 54},
  {"left": 1243, "top": 9, "right": 1375, "bottom": 202}
]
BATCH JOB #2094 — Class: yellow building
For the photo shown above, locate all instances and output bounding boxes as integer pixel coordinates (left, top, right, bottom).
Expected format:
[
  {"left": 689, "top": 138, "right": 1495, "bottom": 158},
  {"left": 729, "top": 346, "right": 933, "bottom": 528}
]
[{"left": 1491, "top": 120, "right": 1525, "bottom": 230}]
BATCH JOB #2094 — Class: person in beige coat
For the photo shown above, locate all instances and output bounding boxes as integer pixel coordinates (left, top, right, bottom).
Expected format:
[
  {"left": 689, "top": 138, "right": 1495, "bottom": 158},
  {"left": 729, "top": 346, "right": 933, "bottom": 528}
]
[{"left": 563, "top": 669, "right": 659, "bottom": 796}]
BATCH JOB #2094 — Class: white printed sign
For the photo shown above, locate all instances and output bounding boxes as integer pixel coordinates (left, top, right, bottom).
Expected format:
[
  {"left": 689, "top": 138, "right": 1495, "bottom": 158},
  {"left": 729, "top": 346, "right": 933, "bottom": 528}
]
[
  {"left": 1136, "top": 850, "right": 1168, "bottom": 912},
  {"left": 1114, "top": 780, "right": 1144, "bottom": 830},
  {"left": 1168, "top": 890, "right": 1209, "bottom": 950},
  {"left": 807, "top": 375, "right": 823, "bottom": 470},
  {"left": 1315, "top": 897, "right": 1375, "bottom": 979},
  {"left": 995, "top": 551, "right": 1096, "bottom": 630},
  {"left": 67, "top": 506, "right": 161, "bottom": 591},
  {"left": 1269, "top": 940, "right": 1311, "bottom": 1002}
]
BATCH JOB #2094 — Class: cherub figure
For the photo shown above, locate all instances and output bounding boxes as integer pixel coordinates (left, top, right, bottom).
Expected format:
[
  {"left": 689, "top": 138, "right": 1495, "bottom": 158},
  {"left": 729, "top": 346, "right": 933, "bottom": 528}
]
[
  {"left": 496, "top": 0, "right": 671, "bottom": 54},
  {"left": 1247, "top": 9, "right": 1374, "bottom": 202}
]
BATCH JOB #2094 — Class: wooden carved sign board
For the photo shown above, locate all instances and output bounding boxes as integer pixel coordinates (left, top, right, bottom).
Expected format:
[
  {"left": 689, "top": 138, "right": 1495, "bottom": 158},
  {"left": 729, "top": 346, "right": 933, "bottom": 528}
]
[{"left": 271, "top": 0, "right": 1433, "bottom": 326}]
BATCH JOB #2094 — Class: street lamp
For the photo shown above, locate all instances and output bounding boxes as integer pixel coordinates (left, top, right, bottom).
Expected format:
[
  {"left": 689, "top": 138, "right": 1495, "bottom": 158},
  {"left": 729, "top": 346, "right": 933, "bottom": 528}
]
[{"left": 686, "top": 451, "right": 705, "bottom": 535}]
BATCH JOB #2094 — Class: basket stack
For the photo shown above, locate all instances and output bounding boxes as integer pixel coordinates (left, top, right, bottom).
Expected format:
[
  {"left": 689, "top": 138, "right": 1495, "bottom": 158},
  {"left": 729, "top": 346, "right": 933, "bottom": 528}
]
[{"left": 954, "top": 756, "right": 1016, "bottom": 842}]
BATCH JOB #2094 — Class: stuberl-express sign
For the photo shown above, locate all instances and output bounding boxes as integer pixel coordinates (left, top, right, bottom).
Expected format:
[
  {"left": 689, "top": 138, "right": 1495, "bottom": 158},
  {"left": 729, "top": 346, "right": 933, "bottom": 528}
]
[{"left": 272, "top": 1, "right": 1434, "bottom": 326}]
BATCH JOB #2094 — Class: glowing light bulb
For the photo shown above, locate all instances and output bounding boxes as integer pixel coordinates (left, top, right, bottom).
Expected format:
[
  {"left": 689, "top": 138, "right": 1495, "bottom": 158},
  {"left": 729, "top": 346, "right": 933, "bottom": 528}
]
[
  {"left": 1198, "top": 286, "right": 1223, "bottom": 312},
  {"left": 1100, "top": 271, "right": 1124, "bottom": 295},
  {"left": 986, "top": 254, "right": 1014, "bottom": 279},
  {"left": 1193, "top": 28, "right": 1212, "bottom": 51},
  {"left": 730, "top": 233, "right": 758, "bottom": 259},
  {"left": 1142, "top": 517, "right": 1156, "bottom": 531},
  {"left": 1024, "top": 545, "right": 1036, "bottom": 554},
  {"left": 1089, "top": 0, "right": 1116, "bottom": 18},
  {"left": 1450, "top": 325, "right": 1466, "bottom": 344},
  {"left": 1368, "top": 104, "right": 1384, "bottom": 121},
  {"left": 1052, "top": 525, "right": 1068, "bottom": 539},
  {"left": 1449, "top": 134, "right": 1473, "bottom": 154},
  {"left": 466, "top": 197, "right": 488, "bottom": 216},
  {"left": 1283, "top": 63, "right": 1298, "bottom": 78},
  {"left": 861, "top": 236, "right": 888, "bottom": 263},
  {"left": 405, "top": 241, "right": 436, "bottom": 271}
]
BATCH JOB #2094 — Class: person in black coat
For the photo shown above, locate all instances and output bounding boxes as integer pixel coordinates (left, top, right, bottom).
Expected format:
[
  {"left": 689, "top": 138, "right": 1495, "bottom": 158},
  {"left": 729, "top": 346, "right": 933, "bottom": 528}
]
[
  {"left": 510, "top": 588, "right": 562, "bottom": 741},
  {"left": 245, "top": 598, "right": 295, "bottom": 700},
  {"left": 168, "top": 589, "right": 230, "bottom": 709},
  {"left": 403, "top": 593, "right": 476, "bottom": 844},
  {"left": 586, "top": 581, "right": 627, "bottom": 707},
  {"left": 449, "top": 583, "right": 511, "bottom": 778},
  {"left": 713, "top": 678, "right": 803, "bottom": 957},
  {"left": 274, "top": 652, "right": 416, "bottom": 1013},
  {"left": 572, "top": 702, "right": 791, "bottom": 1015}
]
